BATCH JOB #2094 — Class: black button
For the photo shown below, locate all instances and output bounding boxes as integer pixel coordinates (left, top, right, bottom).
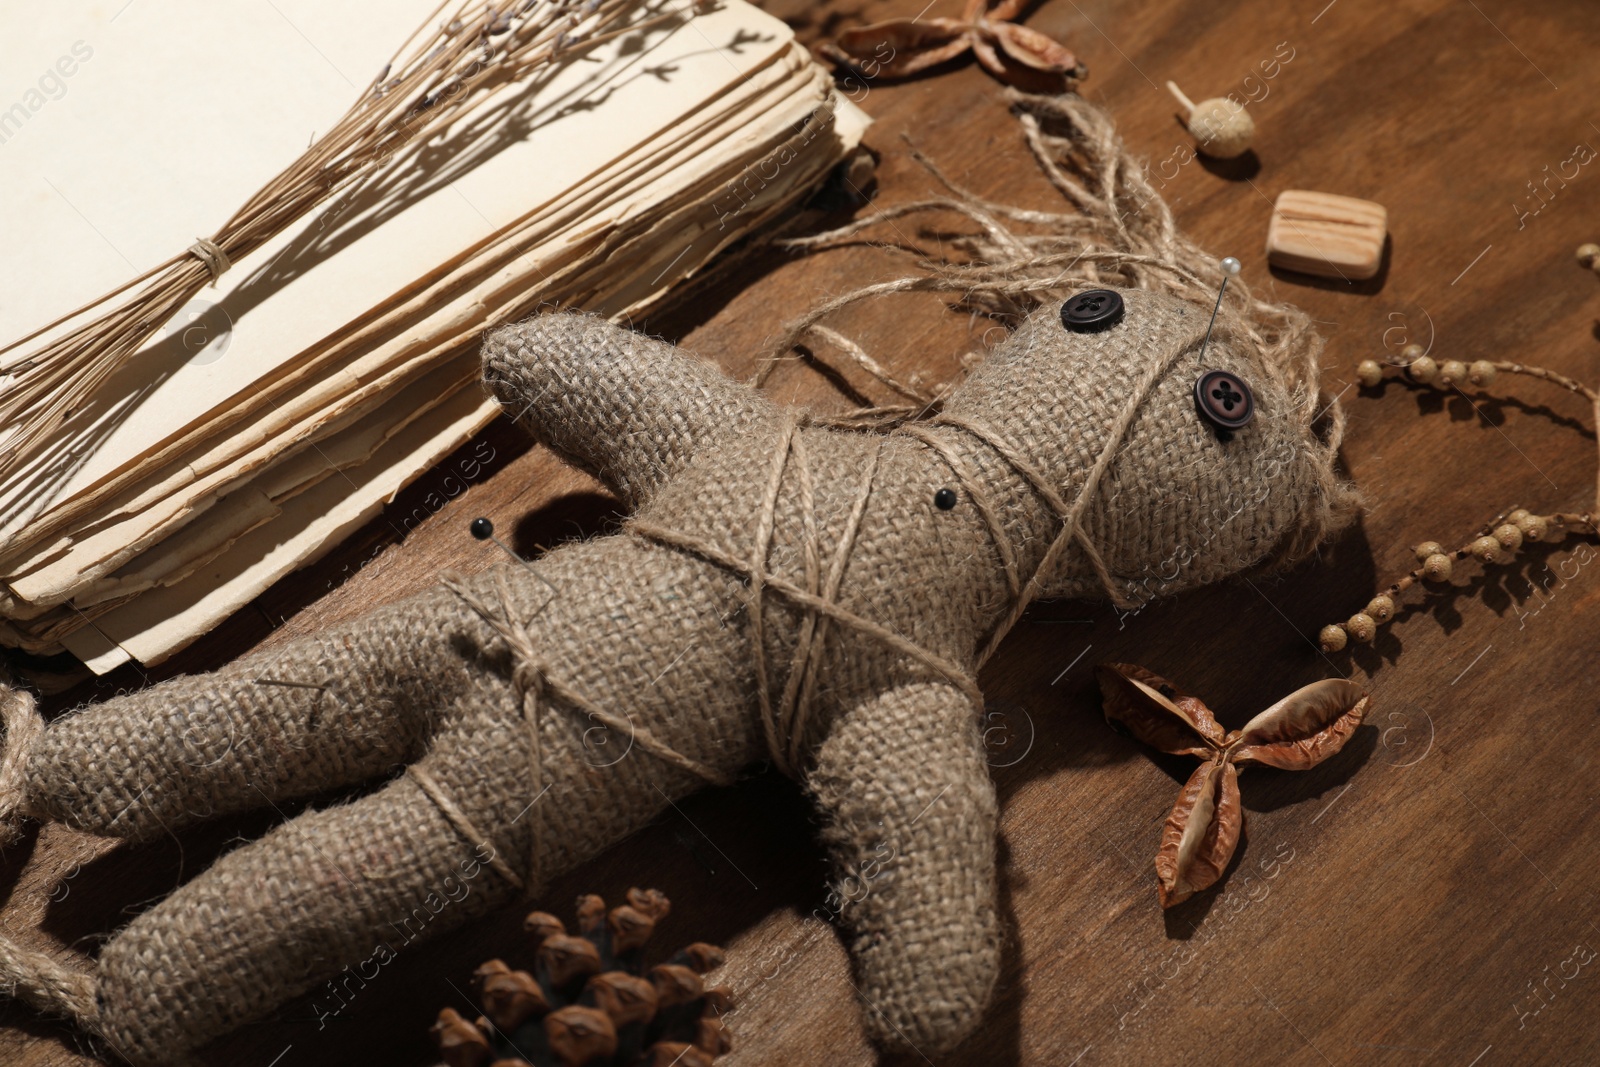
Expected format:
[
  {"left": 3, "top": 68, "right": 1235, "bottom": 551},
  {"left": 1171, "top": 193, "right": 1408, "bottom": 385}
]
[
  {"left": 934, "top": 488, "right": 958, "bottom": 510},
  {"left": 1193, "top": 370, "right": 1254, "bottom": 429},
  {"left": 1061, "top": 289, "right": 1124, "bottom": 331},
  {"left": 470, "top": 517, "right": 495, "bottom": 540}
]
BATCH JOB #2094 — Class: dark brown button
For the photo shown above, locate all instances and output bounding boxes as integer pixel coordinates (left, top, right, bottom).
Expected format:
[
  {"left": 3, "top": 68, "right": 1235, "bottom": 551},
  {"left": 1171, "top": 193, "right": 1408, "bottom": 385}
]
[
  {"left": 1060, "top": 289, "right": 1124, "bottom": 331},
  {"left": 1194, "top": 369, "right": 1254, "bottom": 429}
]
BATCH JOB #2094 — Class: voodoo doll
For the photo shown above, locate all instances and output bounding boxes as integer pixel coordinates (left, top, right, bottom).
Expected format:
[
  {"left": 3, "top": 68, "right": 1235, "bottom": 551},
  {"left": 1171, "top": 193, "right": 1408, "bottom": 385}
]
[{"left": 0, "top": 285, "right": 1349, "bottom": 1065}]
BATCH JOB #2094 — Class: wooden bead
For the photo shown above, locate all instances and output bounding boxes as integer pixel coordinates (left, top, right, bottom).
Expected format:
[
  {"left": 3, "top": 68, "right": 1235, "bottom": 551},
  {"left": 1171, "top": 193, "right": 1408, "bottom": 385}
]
[
  {"left": 1437, "top": 360, "right": 1467, "bottom": 388},
  {"left": 1406, "top": 355, "right": 1438, "bottom": 384},
  {"left": 1470, "top": 536, "right": 1502, "bottom": 564},
  {"left": 1266, "top": 190, "right": 1388, "bottom": 280},
  {"left": 1493, "top": 523, "right": 1524, "bottom": 551},
  {"left": 1422, "top": 553, "right": 1453, "bottom": 582},
  {"left": 1516, "top": 513, "right": 1549, "bottom": 542},
  {"left": 1414, "top": 541, "right": 1445, "bottom": 562},
  {"left": 1356, "top": 360, "right": 1384, "bottom": 387},
  {"left": 1468, "top": 360, "right": 1497, "bottom": 388},
  {"left": 1318, "top": 624, "right": 1349, "bottom": 652},
  {"left": 1364, "top": 595, "right": 1395, "bottom": 624},
  {"left": 1346, "top": 613, "right": 1377, "bottom": 643}
]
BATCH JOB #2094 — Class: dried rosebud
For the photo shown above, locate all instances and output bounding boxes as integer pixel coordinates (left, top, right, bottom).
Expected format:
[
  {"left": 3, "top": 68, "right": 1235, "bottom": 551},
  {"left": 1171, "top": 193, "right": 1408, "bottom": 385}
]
[
  {"left": 626, "top": 887, "right": 671, "bottom": 922},
  {"left": 472, "top": 959, "right": 511, "bottom": 989},
  {"left": 523, "top": 911, "right": 565, "bottom": 945},
  {"left": 702, "top": 984, "right": 735, "bottom": 1015},
  {"left": 646, "top": 1043, "right": 713, "bottom": 1067},
  {"left": 695, "top": 1014, "right": 733, "bottom": 1055},
  {"left": 481, "top": 968, "right": 549, "bottom": 1030},
  {"left": 677, "top": 942, "right": 726, "bottom": 973},
  {"left": 588, "top": 971, "right": 658, "bottom": 1027},
  {"left": 431, "top": 1007, "right": 491, "bottom": 1067},
  {"left": 539, "top": 934, "right": 603, "bottom": 988},
  {"left": 575, "top": 893, "right": 607, "bottom": 934},
  {"left": 607, "top": 904, "right": 655, "bottom": 953},
  {"left": 649, "top": 963, "right": 705, "bottom": 1008},
  {"left": 545, "top": 1005, "right": 617, "bottom": 1066}
]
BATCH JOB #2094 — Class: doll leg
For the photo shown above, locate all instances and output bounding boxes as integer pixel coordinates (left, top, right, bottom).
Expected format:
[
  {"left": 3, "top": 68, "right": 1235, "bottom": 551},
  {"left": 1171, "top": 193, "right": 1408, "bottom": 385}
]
[
  {"left": 10, "top": 580, "right": 483, "bottom": 843},
  {"left": 87, "top": 764, "right": 520, "bottom": 1066},
  {"left": 806, "top": 680, "right": 1001, "bottom": 1054}
]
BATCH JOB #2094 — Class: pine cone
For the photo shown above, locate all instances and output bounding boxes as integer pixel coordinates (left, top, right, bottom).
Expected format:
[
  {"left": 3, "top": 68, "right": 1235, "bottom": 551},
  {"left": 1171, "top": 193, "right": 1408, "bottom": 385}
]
[{"left": 431, "top": 889, "right": 732, "bottom": 1067}]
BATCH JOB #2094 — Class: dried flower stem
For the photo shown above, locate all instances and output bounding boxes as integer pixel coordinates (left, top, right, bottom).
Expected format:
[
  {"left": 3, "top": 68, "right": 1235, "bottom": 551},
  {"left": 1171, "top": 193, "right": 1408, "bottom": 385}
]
[
  {"left": 0, "top": 0, "right": 698, "bottom": 478},
  {"left": 1320, "top": 353, "right": 1600, "bottom": 652}
]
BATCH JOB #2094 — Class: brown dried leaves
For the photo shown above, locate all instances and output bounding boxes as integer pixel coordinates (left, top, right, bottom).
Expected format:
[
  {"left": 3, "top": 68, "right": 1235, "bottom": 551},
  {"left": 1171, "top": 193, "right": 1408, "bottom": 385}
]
[
  {"left": 819, "top": 0, "right": 1086, "bottom": 86},
  {"left": 1096, "top": 663, "right": 1370, "bottom": 907}
]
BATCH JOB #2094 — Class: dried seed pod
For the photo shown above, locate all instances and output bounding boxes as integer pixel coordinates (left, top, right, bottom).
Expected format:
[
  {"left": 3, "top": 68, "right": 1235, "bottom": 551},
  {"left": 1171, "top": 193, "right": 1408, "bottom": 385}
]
[
  {"left": 545, "top": 1005, "right": 618, "bottom": 1066},
  {"left": 540, "top": 934, "right": 603, "bottom": 988},
  {"left": 1318, "top": 624, "right": 1348, "bottom": 653},
  {"left": 1579, "top": 242, "right": 1600, "bottom": 269},
  {"left": 1517, "top": 513, "right": 1549, "bottom": 541},
  {"left": 1400, "top": 342, "right": 1426, "bottom": 362},
  {"left": 1364, "top": 595, "right": 1395, "bottom": 624},
  {"left": 1167, "top": 82, "right": 1253, "bottom": 158},
  {"left": 1346, "top": 613, "right": 1377, "bottom": 643},
  {"left": 1493, "top": 523, "right": 1524, "bottom": 551},
  {"left": 1407, "top": 355, "right": 1439, "bottom": 384},
  {"left": 1414, "top": 540, "right": 1445, "bottom": 562},
  {"left": 1356, "top": 359, "right": 1384, "bottom": 388},
  {"left": 1471, "top": 535, "right": 1503, "bottom": 564},
  {"left": 482, "top": 968, "right": 549, "bottom": 1031},
  {"left": 1468, "top": 360, "right": 1497, "bottom": 388},
  {"left": 432, "top": 1008, "right": 492, "bottom": 1067},
  {"left": 1422, "top": 553, "right": 1453, "bottom": 582},
  {"left": 606, "top": 904, "right": 656, "bottom": 954},
  {"left": 1437, "top": 360, "right": 1467, "bottom": 388}
]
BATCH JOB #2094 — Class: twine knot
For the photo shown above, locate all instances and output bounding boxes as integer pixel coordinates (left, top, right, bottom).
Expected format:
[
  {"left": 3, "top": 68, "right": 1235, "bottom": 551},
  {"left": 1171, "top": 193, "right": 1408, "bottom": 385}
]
[{"left": 187, "top": 237, "right": 231, "bottom": 282}]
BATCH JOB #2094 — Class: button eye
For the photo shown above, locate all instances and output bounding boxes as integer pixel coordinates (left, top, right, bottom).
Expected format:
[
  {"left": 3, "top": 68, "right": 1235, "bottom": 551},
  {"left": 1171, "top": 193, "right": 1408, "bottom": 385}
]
[
  {"left": 1060, "top": 288, "right": 1124, "bottom": 331},
  {"left": 1193, "top": 369, "right": 1254, "bottom": 429}
]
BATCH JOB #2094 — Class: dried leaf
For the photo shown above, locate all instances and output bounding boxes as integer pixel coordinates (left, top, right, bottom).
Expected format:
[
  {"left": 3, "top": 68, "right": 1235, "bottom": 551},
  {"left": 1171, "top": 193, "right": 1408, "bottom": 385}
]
[
  {"left": 1096, "top": 662, "right": 1225, "bottom": 757},
  {"left": 986, "top": 19, "right": 1083, "bottom": 74},
  {"left": 824, "top": 19, "right": 974, "bottom": 78},
  {"left": 1231, "top": 679, "right": 1370, "bottom": 770},
  {"left": 983, "top": 0, "right": 1029, "bottom": 21},
  {"left": 1155, "top": 760, "right": 1242, "bottom": 908}
]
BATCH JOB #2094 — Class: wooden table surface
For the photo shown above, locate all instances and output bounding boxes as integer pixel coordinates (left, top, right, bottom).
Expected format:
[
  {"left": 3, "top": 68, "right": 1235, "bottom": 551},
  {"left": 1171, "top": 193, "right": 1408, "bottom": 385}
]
[{"left": 7, "top": 0, "right": 1600, "bottom": 1064}]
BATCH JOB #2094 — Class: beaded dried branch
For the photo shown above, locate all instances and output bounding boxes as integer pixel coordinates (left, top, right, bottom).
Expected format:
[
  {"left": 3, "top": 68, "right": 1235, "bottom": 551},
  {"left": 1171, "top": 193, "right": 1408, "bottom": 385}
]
[
  {"left": 431, "top": 887, "right": 732, "bottom": 1067},
  {"left": 1317, "top": 329, "right": 1600, "bottom": 653},
  {"left": 0, "top": 0, "right": 698, "bottom": 478}
]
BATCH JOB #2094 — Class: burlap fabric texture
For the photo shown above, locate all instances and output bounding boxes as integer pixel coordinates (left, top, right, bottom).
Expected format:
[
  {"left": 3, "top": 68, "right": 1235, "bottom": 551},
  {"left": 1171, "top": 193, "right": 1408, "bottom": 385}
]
[{"left": 0, "top": 284, "right": 1353, "bottom": 1065}]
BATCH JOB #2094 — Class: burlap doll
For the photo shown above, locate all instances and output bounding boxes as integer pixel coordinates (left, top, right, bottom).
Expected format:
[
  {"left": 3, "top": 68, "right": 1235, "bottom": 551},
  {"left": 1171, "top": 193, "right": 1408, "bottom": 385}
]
[{"left": 0, "top": 94, "right": 1356, "bottom": 1065}]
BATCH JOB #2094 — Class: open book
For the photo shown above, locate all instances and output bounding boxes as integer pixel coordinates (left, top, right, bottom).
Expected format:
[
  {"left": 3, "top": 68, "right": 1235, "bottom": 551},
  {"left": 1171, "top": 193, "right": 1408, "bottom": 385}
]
[{"left": 0, "top": 0, "right": 867, "bottom": 673}]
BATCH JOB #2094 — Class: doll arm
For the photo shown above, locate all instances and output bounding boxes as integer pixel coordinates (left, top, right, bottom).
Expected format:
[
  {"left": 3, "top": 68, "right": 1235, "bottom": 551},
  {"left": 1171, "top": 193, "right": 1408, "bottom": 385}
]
[
  {"left": 806, "top": 680, "right": 1000, "bottom": 1054},
  {"left": 481, "top": 312, "right": 779, "bottom": 509}
]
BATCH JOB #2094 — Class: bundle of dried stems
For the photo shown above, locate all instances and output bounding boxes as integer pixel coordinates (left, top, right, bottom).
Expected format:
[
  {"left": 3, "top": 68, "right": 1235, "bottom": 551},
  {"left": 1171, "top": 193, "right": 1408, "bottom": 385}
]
[{"left": 0, "top": 0, "right": 696, "bottom": 478}]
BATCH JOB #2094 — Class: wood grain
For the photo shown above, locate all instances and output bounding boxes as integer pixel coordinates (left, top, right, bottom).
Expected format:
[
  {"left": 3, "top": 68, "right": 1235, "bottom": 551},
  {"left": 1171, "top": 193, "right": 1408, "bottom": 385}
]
[{"left": 6, "top": 1, "right": 1600, "bottom": 1064}]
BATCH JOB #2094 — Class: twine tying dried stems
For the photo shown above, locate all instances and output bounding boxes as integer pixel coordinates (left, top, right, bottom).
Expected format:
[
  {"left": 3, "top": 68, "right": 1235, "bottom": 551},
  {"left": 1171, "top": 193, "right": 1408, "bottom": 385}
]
[{"left": 0, "top": 0, "right": 704, "bottom": 478}]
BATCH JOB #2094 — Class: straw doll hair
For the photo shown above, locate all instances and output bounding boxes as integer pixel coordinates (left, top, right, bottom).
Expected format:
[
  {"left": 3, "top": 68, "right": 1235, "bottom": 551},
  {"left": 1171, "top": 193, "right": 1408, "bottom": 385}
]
[{"left": 0, "top": 91, "right": 1354, "bottom": 1065}]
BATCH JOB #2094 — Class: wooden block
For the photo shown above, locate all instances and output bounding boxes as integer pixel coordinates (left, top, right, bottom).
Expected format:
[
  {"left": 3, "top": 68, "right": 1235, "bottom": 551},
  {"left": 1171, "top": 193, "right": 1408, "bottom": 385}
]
[{"left": 1265, "top": 189, "right": 1388, "bottom": 280}]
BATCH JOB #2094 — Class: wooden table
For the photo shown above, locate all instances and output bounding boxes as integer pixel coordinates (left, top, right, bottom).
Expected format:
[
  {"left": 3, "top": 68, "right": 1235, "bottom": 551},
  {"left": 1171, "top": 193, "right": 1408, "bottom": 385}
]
[{"left": 7, "top": 0, "right": 1600, "bottom": 1063}]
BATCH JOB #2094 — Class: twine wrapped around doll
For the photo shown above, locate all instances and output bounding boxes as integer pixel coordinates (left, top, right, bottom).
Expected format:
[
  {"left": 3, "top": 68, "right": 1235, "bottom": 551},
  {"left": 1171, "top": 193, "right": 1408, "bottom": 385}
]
[{"left": 0, "top": 92, "right": 1355, "bottom": 1067}]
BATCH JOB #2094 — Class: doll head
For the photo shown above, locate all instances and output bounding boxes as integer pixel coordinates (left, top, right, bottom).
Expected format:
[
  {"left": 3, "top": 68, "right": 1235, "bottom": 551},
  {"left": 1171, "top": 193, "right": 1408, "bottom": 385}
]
[{"left": 940, "top": 285, "right": 1356, "bottom": 604}]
